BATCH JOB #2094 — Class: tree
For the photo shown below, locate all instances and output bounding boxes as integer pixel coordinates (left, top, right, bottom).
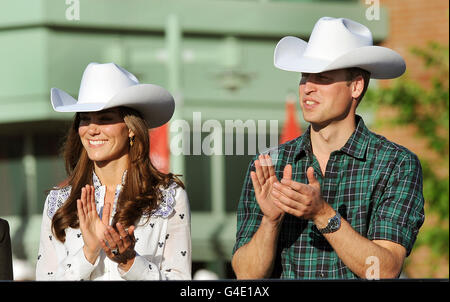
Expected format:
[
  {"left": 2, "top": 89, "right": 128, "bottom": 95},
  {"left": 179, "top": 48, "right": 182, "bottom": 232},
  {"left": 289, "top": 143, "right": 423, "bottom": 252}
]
[{"left": 365, "top": 42, "right": 449, "bottom": 266}]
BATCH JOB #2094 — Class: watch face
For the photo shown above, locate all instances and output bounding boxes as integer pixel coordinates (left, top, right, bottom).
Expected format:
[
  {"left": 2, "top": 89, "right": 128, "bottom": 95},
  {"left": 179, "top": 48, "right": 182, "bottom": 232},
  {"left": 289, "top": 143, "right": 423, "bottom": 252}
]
[
  {"left": 330, "top": 218, "right": 339, "bottom": 229},
  {"left": 318, "top": 213, "right": 341, "bottom": 234}
]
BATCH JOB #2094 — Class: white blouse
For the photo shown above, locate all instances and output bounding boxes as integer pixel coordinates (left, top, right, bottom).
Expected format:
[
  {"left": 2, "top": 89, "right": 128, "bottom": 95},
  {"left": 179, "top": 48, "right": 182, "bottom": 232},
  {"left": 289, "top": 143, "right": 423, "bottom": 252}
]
[{"left": 36, "top": 172, "right": 191, "bottom": 280}]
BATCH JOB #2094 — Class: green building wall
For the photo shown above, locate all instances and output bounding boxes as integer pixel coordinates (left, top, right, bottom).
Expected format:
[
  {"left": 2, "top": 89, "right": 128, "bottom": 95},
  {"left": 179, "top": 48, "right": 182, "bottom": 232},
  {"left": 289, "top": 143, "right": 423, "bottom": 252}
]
[{"left": 0, "top": 0, "right": 386, "bottom": 279}]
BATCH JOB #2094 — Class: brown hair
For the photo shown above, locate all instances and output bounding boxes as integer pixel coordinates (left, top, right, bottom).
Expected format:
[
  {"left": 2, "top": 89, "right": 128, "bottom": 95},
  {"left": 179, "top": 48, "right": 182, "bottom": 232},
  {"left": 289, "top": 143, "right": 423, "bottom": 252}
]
[{"left": 51, "top": 107, "right": 183, "bottom": 242}]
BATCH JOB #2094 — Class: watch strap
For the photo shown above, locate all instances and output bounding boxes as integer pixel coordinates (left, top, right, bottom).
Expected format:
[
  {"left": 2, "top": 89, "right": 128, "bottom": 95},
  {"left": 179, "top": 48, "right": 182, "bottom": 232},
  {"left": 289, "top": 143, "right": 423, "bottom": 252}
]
[{"left": 317, "top": 212, "right": 341, "bottom": 234}]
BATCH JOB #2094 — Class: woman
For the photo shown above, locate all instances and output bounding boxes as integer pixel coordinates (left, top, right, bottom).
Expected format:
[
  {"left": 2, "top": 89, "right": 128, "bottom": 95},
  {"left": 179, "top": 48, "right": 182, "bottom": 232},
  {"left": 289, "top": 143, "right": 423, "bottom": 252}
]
[{"left": 36, "top": 62, "right": 191, "bottom": 280}]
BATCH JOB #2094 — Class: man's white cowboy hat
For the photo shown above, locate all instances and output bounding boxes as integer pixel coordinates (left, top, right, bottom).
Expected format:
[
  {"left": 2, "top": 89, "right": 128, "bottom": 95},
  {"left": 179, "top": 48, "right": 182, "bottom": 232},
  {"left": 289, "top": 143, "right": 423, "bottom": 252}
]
[
  {"left": 51, "top": 62, "right": 175, "bottom": 128},
  {"left": 274, "top": 17, "right": 406, "bottom": 79}
]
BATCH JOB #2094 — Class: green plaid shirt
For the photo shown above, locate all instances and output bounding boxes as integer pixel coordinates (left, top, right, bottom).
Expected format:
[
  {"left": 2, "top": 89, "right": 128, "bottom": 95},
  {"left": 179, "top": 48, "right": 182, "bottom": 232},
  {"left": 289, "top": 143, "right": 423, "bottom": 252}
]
[{"left": 233, "top": 115, "right": 425, "bottom": 279}]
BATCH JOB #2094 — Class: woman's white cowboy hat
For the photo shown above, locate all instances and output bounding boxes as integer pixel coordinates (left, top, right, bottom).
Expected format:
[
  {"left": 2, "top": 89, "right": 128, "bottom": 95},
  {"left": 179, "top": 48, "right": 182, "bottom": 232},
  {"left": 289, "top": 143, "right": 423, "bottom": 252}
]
[
  {"left": 51, "top": 62, "right": 175, "bottom": 128},
  {"left": 274, "top": 17, "right": 406, "bottom": 79}
]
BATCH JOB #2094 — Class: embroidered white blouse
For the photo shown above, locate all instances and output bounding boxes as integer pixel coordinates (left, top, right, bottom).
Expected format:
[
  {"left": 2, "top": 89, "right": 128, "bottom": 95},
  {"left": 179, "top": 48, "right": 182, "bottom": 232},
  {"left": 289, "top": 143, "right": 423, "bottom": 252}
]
[{"left": 36, "top": 172, "right": 191, "bottom": 280}]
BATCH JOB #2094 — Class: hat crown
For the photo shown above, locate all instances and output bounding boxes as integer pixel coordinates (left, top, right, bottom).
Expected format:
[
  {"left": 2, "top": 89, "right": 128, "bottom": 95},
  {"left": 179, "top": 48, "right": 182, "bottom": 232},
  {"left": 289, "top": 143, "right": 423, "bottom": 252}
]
[
  {"left": 304, "top": 17, "right": 373, "bottom": 61},
  {"left": 78, "top": 62, "right": 140, "bottom": 104}
]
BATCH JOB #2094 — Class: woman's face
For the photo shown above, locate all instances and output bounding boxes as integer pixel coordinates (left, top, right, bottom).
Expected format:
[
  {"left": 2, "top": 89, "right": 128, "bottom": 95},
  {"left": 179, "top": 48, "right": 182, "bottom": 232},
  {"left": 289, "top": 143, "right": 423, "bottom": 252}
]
[{"left": 78, "top": 108, "right": 133, "bottom": 165}]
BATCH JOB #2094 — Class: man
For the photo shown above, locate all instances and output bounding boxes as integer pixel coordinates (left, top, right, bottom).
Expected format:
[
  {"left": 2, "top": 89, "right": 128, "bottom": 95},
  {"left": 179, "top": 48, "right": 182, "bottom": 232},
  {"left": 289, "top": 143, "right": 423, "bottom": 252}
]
[
  {"left": 231, "top": 17, "right": 425, "bottom": 279},
  {"left": 0, "top": 218, "right": 13, "bottom": 280}
]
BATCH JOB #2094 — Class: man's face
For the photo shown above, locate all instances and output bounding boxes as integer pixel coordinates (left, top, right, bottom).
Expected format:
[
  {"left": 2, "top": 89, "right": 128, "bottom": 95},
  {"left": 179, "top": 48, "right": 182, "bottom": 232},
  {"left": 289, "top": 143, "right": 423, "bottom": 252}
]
[{"left": 299, "top": 69, "right": 356, "bottom": 127}]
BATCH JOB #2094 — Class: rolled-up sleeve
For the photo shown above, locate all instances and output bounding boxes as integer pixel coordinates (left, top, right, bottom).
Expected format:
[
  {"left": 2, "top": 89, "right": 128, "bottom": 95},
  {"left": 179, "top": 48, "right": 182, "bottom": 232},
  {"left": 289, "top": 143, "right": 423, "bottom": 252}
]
[
  {"left": 232, "top": 157, "right": 262, "bottom": 256},
  {"left": 367, "top": 153, "right": 425, "bottom": 256}
]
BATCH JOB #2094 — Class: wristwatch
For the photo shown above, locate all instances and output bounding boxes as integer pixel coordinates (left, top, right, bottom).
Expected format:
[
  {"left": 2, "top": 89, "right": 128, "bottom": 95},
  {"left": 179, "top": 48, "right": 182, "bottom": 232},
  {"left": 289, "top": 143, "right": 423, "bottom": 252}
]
[{"left": 316, "top": 212, "right": 341, "bottom": 234}]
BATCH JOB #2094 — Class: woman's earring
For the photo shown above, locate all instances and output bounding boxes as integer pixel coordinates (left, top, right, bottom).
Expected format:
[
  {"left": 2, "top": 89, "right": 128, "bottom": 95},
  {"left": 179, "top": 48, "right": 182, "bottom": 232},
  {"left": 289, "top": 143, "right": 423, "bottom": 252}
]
[{"left": 129, "top": 136, "right": 135, "bottom": 147}]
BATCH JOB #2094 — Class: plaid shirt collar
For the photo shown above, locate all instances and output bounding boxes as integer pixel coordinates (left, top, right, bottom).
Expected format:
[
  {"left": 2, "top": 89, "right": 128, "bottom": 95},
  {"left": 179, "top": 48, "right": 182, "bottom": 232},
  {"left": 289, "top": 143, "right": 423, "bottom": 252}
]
[{"left": 294, "top": 115, "right": 370, "bottom": 161}]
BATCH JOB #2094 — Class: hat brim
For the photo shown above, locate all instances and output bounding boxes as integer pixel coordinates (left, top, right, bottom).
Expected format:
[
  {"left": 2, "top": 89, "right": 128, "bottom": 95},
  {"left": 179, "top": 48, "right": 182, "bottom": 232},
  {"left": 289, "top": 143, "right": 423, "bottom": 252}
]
[
  {"left": 51, "top": 84, "right": 175, "bottom": 128},
  {"left": 274, "top": 36, "right": 406, "bottom": 79}
]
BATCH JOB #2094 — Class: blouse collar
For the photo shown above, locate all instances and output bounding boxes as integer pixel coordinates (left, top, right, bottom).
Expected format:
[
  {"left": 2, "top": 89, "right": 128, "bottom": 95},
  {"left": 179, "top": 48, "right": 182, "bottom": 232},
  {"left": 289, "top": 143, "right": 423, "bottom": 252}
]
[{"left": 92, "top": 170, "right": 127, "bottom": 189}]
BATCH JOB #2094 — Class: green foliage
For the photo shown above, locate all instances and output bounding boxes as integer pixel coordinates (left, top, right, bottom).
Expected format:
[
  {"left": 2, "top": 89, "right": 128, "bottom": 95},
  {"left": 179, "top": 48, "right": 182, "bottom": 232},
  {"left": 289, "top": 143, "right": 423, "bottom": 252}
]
[{"left": 365, "top": 42, "right": 449, "bottom": 258}]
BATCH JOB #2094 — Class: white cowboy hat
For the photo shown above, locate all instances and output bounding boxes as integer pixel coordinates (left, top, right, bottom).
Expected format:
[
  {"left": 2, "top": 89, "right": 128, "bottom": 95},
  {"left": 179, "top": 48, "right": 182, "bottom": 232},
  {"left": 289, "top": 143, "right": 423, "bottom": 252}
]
[
  {"left": 274, "top": 17, "right": 406, "bottom": 79},
  {"left": 51, "top": 62, "right": 175, "bottom": 128}
]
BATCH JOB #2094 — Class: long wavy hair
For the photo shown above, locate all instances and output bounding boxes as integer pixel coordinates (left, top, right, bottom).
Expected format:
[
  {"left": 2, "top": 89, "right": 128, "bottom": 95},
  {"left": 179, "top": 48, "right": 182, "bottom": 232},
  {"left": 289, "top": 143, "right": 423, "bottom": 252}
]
[{"left": 51, "top": 106, "right": 183, "bottom": 242}]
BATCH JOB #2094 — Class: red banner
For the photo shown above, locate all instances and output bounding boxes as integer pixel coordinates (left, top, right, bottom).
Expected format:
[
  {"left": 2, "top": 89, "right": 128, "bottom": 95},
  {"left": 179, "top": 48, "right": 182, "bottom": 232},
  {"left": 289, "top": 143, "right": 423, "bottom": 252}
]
[
  {"left": 280, "top": 99, "right": 302, "bottom": 144},
  {"left": 149, "top": 123, "right": 170, "bottom": 174}
]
